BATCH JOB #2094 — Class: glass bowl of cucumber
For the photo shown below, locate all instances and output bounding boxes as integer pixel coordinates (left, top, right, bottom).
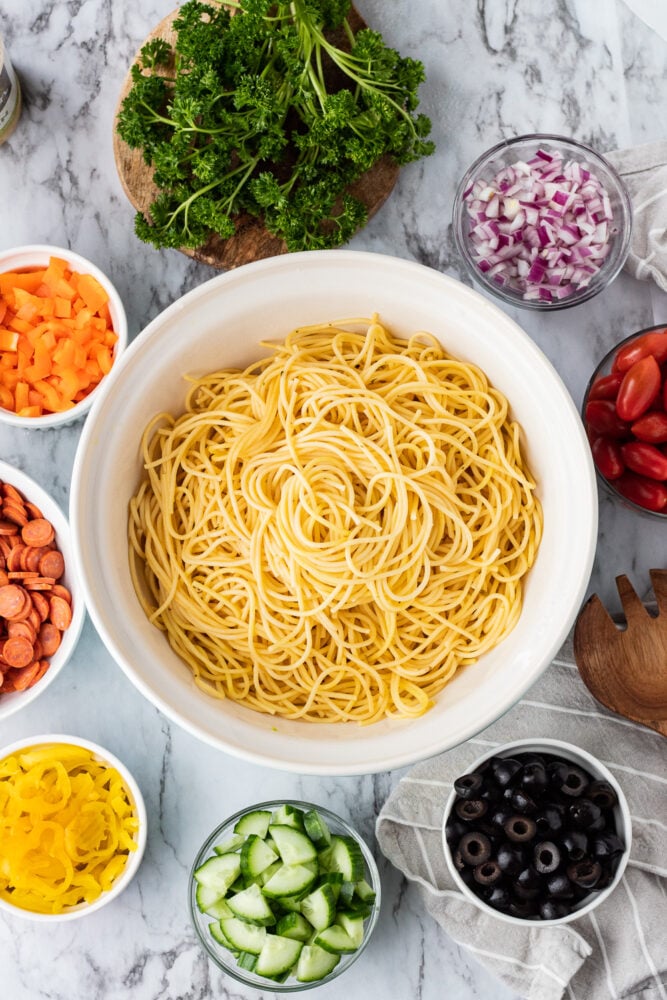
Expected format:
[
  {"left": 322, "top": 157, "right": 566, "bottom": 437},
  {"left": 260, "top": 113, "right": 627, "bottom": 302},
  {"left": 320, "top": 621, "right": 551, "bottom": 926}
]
[{"left": 189, "top": 799, "right": 381, "bottom": 991}]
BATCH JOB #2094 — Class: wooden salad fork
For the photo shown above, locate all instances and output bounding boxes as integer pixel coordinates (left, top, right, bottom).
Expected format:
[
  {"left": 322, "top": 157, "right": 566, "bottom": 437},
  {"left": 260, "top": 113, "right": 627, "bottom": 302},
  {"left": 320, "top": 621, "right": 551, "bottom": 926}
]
[{"left": 573, "top": 569, "right": 667, "bottom": 737}]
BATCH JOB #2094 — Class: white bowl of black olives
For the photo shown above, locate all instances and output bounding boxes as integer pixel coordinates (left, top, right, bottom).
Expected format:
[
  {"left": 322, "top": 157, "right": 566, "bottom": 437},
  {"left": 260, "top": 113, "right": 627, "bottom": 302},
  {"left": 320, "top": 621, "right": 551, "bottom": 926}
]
[{"left": 442, "top": 738, "right": 631, "bottom": 926}]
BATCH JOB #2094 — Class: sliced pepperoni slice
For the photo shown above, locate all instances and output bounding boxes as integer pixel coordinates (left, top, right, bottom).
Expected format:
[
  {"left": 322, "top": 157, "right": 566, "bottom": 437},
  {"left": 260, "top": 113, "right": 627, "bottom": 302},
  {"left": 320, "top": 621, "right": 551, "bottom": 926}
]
[
  {"left": 30, "top": 591, "right": 50, "bottom": 623},
  {"left": 38, "top": 623, "right": 61, "bottom": 657},
  {"left": 21, "top": 519, "right": 55, "bottom": 548},
  {"left": 6, "top": 545, "right": 25, "bottom": 572},
  {"left": 11, "top": 660, "right": 42, "bottom": 690},
  {"left": 51, "top": 584, "right": 72, "bottom": 604},
  {"left": 38, "top": 550, "right": 65, "bottom": 580},
  {"left": 0, "top": 584, "right": 27, "bottom": 619},
  {"left": 3, "top": 635, "right": 35, "bottom": 668},
  {"left": 49, "top": 595, "right": 72, "bottom": 631}
]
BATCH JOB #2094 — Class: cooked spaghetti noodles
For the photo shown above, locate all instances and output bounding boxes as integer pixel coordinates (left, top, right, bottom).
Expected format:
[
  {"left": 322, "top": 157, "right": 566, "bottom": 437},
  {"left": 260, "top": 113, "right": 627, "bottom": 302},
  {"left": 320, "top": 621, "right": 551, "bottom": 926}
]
[{"left": 128, "top": 318, "right": 542, "bottom": 723}]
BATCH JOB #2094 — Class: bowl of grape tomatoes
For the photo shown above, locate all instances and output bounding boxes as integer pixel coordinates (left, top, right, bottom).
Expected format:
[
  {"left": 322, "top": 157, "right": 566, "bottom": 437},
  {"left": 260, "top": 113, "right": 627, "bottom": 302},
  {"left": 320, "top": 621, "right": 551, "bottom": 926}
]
[{"left": 583, "top": 324, "right": 667, "bottom": 518}]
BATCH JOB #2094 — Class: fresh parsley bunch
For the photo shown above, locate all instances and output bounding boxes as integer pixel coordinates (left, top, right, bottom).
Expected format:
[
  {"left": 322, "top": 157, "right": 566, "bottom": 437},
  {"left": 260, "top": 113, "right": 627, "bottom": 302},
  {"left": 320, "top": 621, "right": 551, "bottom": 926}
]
[{"left": 117, "top": 0, "right": 434, "bottom": 252}]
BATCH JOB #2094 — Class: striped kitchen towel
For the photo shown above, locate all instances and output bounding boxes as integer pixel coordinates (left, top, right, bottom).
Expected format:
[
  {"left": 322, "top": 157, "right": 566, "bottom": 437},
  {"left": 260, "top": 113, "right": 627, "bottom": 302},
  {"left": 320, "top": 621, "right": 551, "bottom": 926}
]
[
  {"left": 606, "top": 141, "right": 667, "bottom": 294},
  {"left": 376, "top": 619, "right": 667, "bottom": 1000}
]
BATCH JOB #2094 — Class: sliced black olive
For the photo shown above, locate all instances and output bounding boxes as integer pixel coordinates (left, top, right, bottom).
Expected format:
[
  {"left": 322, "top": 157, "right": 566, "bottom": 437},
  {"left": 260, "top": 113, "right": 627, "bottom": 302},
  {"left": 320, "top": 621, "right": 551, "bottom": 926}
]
[
  {"left": 509, "top": 898, "right": 538, "bottom": 918},
  {"left": 459, "top": 865, "right": 476, "bottom": 888},
  {"left": 591, "top": 833, "right": 625, "bottom": 859},
  {"left": 459, "top": 831, "right": 492, "bottom": 866},
  {"left": 455, "top": 798, "right": 488, "bottom": 822},
  {"left": 533, "top": 840, "right": 561, "bottom": 874},
  {"left": 477, "top": 820, "right": 501, "bottom": 842},
  {"left": 473, "top": 860, "right": 502, "bottom": 886},
  {"left": 516, "top": 752, "right": 546, "bottom": 767},
  {"left": 491, "top": 757, "right": 523, "bottom": 788},
  {"left": 568, "top": 798, "right": 602, "bottom": 829},
  {"left": 486, "top": 885, "right": 512, "bottom": 911},
  {"left": 535, "top": 804, "right": 564, "bottom": 837},
  {"left": 587, "top": 780, "right": 618, "bottom": 810},
  {"left": 490, "top": 806, "right": 514, "bottom": 830},
  {"left": 510, "top": 789, "right": 537, "bottom": 815},
  {"left": 556, "top": 764, "right": 589, "bottom": 798},
  {"left": 561, "top": 829, "right": 588, "bottom": 861},
  {"left": 496, "top": 842, "right": 526, "bottom": 875},
  {"left": 567, "top": 859, "right": 602, "bottom": 889},
  {"left": 514, "top": 867, "right": 541, "bottom": 899},
  {"left": 539, "top": 899, "right": 569, "bottom": 920},
  {"left": 546, "top": 873, "right": 575, "bottom": 899},
  {"left": 445, "top": 818, "right": 468, "bottom": 847},
  {"left": 454, "top": 772, "right": 484, "bottom": 800},
  {"left": 453, "top": 848, "right": 466, "bottom": 871},
  {"left": 520, "top": 761, "right": 548, "bottom": 794},
  {"left": 594, "top": 865, "right": 614, "bottom": 891},
  {"left": 503, "top": 815, "right": 537, "bottom": 843}
]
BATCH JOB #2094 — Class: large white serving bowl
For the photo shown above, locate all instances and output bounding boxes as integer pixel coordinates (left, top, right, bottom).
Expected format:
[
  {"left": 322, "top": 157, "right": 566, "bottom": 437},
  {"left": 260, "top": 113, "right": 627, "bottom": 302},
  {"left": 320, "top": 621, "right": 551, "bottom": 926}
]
[{"left": 71, "top": 251, "right": 597, "bottom": 775}]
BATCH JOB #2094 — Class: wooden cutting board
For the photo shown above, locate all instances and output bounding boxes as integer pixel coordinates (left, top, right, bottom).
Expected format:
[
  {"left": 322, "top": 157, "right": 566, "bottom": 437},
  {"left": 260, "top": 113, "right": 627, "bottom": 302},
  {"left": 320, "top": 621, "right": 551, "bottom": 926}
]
[{"left": 112, "top": 6, "right": 399, "bottom": 270}]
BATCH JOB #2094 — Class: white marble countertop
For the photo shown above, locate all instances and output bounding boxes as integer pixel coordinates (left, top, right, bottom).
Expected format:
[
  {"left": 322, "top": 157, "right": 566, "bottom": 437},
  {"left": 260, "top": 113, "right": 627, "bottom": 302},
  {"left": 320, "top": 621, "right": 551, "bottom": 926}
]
[{"left": 1, "top": 1, "right": 666, "bottom": 998}]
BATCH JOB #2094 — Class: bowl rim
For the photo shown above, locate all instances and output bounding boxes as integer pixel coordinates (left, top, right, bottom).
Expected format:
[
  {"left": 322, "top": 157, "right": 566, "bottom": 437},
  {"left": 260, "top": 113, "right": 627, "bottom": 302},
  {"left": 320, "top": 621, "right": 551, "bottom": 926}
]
[
  {"left": 0, "top": 458, "right": 85, "bottom": 721},
  {"left": 0, "top": 733, "right": 147, "bottom": 921},
  {"left": 188, "top": 798, "right": 381, "bottom": 991},
  {"left": 70, "top": 249, "right": 598, "bottom": 774},
  {"left": 441, "top": 737, "right": 632, "bottom": 927},
  {"left": 0, "top": 244, "right": 128, "bottom": 428},
  {"left": 582, "top": 323, "right": 667, "bottom": 520},
  {"left": 452, "top": 132, "right": 633, "bottom": 312}
]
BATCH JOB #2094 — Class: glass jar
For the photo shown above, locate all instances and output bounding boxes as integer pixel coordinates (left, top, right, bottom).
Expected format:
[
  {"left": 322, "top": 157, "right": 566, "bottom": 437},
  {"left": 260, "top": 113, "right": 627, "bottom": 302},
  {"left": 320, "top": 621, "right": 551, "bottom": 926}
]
[{"left": 0, "top": 34, "right": 22, "bottom": 145}]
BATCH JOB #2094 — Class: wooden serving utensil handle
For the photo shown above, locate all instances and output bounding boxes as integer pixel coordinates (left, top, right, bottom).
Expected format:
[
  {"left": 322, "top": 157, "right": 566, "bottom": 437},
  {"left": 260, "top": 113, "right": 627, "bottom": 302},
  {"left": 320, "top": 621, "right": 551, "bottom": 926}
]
[{"left": 573, "top": 571, "right": 667, "bottom": 738}]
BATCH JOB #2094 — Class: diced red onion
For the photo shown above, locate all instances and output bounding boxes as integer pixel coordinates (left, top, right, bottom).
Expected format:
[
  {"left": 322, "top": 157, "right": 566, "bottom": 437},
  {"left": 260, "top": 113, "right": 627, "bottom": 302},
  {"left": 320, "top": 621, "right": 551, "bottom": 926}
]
[{"left": 462, "top": 147, "right": 616, "bottom": 303}]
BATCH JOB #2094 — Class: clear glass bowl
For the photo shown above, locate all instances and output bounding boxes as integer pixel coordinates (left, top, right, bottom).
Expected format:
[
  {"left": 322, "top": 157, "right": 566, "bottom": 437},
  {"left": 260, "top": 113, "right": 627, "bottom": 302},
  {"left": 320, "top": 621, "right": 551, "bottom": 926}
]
[
  {"left": 188, "top": 800, "right": 381, "bottom": 991},
  {"left": 453, "top": 134, "right": 632, "bottom": 311},
  {"left": 583, "top": 325, "right": 667, "bottom": 521}
]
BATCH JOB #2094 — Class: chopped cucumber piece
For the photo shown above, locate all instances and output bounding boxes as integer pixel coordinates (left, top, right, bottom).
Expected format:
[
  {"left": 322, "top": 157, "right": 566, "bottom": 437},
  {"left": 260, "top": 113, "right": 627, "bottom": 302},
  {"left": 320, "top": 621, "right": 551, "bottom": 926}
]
[
  {"left": 354, "top": 878, "right": 376, "bottom": 904},
  {"left": 209, "top": 920, "right": 239, "bottom": 957},
  {"left": 213, "top": 834, "right": 244, "bottom": 855},
  {"left": 345, "top": 897, "right": 372, "bottom": 918},
  {"left": 258, "top": 860, "right": 282, "bottom": 886},
  {"left": 194, "top": 854, "right": 242, "bottom": 896},
  {"left": 328, "top": 836, "right": 364, "bottom": 882},
  {"left": 336, "top": 911, "right": 365, "bottom": 948},
  {"left": 314, "top": 924, "right": 358, "bottom": 955},
  {"left": 220, "top": 917, "right": 267, "bottom": 955},
  {"left": 237, "top": 951, "right": 258, "bottom": 972},
  {"left": 275, "top": 911, "right": 313, "bottom": 942},
  {"left": 269, "top": 825, "right": 317, "bottom": 866},
  {"left": 255, "top": 935, "right": 303, "bottom": 979},
  {"left": 262, "top": 863, "right": 317, "bottom": 899},
  {"left": 227, "top": 883, "right": 276, "bottom": 926},
  {"left": 296, "top": 944, "right": 341, "bottom": 983},
  {"left": 317, "top": 871, "right": 343, "bottom": 903},
  {"left": 338, "top": 881, "right": 356, "bottom": 907},
  {"left": 270, "top": 804, "right": 305, "bottom": 830},
  {"left": 241, "top": 834, "right": 279, "bottom": 879},
  {"left": 317, "top": 844, "right": 334, "bottom": 871},
  {"left": 275, "top": 894, "right": 303, "bottom": 913},
  {"left": 300, "top": 883, "right": 337, "bottom": 932},
  {"left": 303, "top": 809, "right": 331, "bottom": 847},
  {"left": 196, "top": 884, "right": 234, "bottom": 920},
  {"left": 234, "top": 809, "right": 272, "bottom": 839}
]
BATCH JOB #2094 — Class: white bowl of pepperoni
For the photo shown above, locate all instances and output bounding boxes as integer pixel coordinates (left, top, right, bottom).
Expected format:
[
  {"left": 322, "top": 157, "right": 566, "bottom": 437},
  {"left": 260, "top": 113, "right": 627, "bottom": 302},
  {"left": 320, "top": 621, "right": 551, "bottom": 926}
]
[{"left": 0, "top": 460, "right": 85, "bottom": 719}]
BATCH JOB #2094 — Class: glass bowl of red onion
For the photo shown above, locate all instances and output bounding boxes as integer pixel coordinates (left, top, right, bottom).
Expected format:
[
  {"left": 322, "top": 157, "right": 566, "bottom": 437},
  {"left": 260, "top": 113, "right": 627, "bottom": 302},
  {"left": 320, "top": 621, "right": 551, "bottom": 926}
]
[
  {"left": 453, "top": 134, "right": 632, "bottom": 310},
  {"left": 583, "top": 324, "right": 667, "bottom": 519}
]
